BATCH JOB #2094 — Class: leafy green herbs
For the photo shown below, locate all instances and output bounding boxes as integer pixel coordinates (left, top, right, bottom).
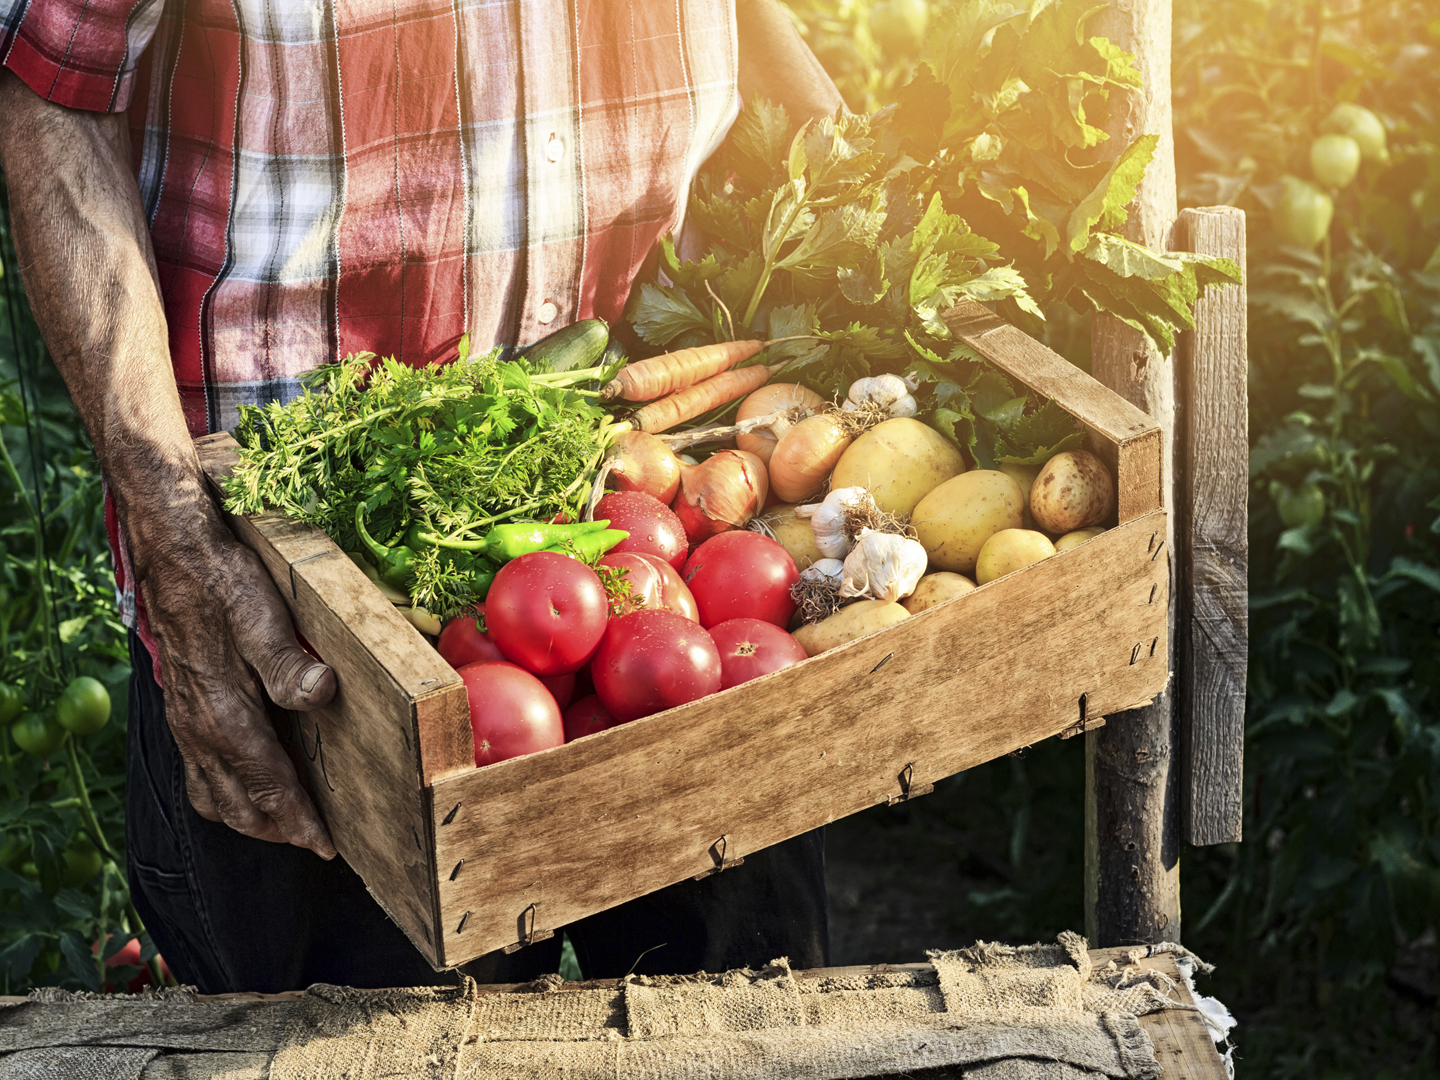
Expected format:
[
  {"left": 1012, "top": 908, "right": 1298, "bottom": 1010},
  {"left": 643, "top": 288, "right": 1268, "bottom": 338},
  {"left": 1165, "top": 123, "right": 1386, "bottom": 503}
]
[{"left": 223, "top": 342, "right": 616, "bottom": 614}]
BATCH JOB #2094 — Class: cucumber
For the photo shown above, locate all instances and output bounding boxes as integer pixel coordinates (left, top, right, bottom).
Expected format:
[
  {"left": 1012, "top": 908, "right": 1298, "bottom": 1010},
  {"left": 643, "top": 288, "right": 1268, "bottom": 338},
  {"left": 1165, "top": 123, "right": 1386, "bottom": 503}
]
[{"left": 520, "top": 318, "right": 609, "bottom": 373}]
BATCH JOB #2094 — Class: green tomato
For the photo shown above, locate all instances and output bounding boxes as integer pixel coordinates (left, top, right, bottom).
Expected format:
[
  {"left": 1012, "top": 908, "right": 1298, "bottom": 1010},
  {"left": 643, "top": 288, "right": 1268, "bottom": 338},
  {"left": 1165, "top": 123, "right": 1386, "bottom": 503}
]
[
  {"left": 1274, "top": 176, "right": 1334, "bottom": 249},
  {"left": 56, "top": 676, "right": 110, "bottom": 735},
  {"left": 869, "top": 0, "right": 928, "bottom": 53},
  {"left": 1309, "top": 134, "right": 1360, "bottom": 189},
  {"left": 1277, "top": 482, "right": 1326, "bottom": 529},
  {"left": 0, "top": 683, "right": 22, "bottom": 725},
  {"left": 10, "top": 712, "right": 67, "bottom": 758},
  {"left": 1323, "top": 102, "right": 1387, "bottom": 162},
  {"left": 60, "top": 838, "right": 103, "bottom": 889}
]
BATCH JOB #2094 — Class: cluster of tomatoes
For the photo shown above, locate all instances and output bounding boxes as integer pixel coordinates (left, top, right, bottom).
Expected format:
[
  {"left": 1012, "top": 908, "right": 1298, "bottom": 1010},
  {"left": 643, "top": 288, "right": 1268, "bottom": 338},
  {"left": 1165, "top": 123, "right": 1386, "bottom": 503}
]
[
  {"left": 0, "top": 675, "right": 112, "bottom": 759},
  {"left": 434, "top": 491, "right": 807, "bottom": 766}
]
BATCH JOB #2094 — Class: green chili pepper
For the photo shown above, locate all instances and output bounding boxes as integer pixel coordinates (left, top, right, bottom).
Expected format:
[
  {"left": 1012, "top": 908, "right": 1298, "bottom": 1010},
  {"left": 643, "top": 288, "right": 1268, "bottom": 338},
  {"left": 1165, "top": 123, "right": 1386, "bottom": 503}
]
[
  {"left": 405, "top": 519, "right": 612, "bottom": 561},
  {"left": 543, "top": 529, "right": 630, "bottom": 561},
  {"left": 354, "top": 505, "right": 419, "bottom": 590}
]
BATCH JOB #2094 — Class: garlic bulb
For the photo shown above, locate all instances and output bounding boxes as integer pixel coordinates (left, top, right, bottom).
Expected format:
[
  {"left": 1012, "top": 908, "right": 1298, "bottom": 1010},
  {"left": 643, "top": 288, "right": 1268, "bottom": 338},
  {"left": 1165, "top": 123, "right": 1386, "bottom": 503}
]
[
  {"left": 841, "top": 374, "right": 918, "bottom": 419},
  {"left": 796, "top": 487, "right": 875, "bottom": 559},
  {"left": 800, "top": 558, "right": 846, "bottom": 588},
  {"left": 839, "top": 529, "right": 928, "bottom": 603}
]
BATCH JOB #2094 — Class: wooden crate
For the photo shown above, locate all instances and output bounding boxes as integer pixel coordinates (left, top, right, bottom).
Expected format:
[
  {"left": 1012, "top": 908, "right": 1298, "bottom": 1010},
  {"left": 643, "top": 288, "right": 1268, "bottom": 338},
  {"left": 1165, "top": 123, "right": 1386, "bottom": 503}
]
[{"left": 194, "top": 299, "right": 1169, "bottom": 970}]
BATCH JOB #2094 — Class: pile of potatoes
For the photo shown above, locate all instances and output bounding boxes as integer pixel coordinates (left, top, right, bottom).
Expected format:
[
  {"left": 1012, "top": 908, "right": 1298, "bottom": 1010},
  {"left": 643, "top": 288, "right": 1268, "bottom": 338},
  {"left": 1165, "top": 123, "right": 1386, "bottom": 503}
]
[{"left": 754, "top": 415, "right": 1115, "bottom": 657}]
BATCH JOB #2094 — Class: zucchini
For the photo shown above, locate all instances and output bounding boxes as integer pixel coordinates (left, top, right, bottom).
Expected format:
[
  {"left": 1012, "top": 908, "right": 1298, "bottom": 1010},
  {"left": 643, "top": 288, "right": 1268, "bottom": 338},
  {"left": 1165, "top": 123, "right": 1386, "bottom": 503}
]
[{"left": 520, "top": 318, "right": 609, "bottom": 373}]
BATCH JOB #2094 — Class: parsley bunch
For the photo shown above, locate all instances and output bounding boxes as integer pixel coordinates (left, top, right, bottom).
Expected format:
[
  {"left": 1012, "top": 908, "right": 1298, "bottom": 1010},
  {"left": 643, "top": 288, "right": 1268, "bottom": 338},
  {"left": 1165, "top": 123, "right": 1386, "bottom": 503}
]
[{"left": 223, "top": 340, "right": 616, "bottom": 613}]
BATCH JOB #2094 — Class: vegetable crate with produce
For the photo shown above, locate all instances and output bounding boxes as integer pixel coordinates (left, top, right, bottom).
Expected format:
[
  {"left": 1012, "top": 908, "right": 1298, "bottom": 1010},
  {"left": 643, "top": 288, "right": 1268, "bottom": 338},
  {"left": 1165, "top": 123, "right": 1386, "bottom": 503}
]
[{"left": 196, "top": 291, "right": 1170, "bottom": 969}]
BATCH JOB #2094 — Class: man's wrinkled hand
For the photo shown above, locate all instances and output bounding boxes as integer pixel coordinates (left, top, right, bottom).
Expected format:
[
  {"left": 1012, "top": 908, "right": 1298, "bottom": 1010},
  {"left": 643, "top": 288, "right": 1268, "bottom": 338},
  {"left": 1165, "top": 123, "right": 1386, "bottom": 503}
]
[{"left": 142, "top": 532, "right": 339, "bottom": 859}]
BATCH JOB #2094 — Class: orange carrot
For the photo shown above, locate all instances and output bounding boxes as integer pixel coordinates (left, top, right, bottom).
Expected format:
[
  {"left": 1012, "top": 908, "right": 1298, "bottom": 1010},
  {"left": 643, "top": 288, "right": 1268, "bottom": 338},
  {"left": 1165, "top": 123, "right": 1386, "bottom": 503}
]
[
  {"left": 601, "top": 339, "right": 765, "bottom": 402},
  {"left": 629, "top": 366, "right": 776, "bottom": 434}
]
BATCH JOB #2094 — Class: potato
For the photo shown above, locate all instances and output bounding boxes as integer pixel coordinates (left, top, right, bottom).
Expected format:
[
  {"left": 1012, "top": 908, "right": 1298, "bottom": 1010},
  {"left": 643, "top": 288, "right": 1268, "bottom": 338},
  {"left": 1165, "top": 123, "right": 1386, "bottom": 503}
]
[
  {"left": 830, "top": 418, "right": 965, "bottom": 517},
  {"left": 1030, "top": 450, "right": 1115, "bottom": 534},
  {"left": 975, "top": 529, "right": 1057, "bottom": 584},
  {"left": 901, "top": 572, "right": 976, "bottom": 614},
  {"left": 1000, "top": 462, "right": 1042, "bottom": 529},
  {"left": 792, "top": 600, "right": 910, "bottom": 657},
  {"left": 1054, "top": 526, "right": 1106, "bottom": 553},
  {"left": 910, "top": 470, "right": 1026, "bottom": 574},
  {"left": 751, "top": 505, "right": 822, "bottom": 570}
]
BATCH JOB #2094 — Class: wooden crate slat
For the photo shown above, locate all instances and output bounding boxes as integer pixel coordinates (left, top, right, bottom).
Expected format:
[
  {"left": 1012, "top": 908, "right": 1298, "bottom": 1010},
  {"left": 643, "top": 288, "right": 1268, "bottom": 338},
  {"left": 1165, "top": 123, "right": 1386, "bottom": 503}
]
[
  {"left": 944, "top": 299, "right": 1164, "bottom": 523},
  {"left": 429, "top": 509, "right": 1169, "bottom": 964},
  {"left": 1175, "top": 207, "right": 1248, "bottom": 846},
  {"left": 195, "top": 434, "right": 471, "bottom": 968}
]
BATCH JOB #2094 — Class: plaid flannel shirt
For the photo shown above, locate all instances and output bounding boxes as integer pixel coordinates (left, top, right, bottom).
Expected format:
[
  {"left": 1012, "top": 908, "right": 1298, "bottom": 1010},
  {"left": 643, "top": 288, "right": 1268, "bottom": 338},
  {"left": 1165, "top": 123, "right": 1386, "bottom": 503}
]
[{"left": 4, "top": 0, "right": 739, "bottom": 654}]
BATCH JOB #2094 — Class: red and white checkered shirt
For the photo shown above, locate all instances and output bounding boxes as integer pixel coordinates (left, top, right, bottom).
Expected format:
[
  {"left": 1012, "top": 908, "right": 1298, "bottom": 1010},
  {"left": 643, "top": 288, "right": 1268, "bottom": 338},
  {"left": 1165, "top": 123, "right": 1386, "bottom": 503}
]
[{"left": 4, "top": 0, "right": 739, "bottom": 652}]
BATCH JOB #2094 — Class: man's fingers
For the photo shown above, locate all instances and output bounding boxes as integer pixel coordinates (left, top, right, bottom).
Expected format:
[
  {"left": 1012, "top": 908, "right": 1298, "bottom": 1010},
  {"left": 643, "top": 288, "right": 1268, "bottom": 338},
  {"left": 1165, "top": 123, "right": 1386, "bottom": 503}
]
[
  {"left": 226, "top": 552, "right": 337, "bottom": 712},
  {"left": 182, "top": 758, "right": 223, "bottom": 823},
  {"left": 231, "top": 741, "right": 337, "bottom": 859}
]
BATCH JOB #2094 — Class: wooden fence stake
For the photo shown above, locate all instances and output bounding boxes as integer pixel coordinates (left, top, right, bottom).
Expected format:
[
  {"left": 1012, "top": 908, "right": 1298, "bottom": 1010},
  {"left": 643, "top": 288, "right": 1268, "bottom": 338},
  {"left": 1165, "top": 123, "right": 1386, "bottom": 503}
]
[
  {"left": 1175, "top": 207, "right": 1248, "bottom": 846},
  {"left": 1084, "top": 0, "right": 1183, "bottom": 947}
]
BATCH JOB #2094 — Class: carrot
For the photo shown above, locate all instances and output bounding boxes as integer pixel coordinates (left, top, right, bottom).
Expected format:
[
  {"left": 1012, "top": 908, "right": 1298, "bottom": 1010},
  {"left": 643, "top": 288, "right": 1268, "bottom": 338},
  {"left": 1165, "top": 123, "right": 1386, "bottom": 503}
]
[
  {"left": 629, "top": 366, "right": 776, "bottom": 434},
  {"left": 600, "top": 339, "right": 765, "bottom": 402}
]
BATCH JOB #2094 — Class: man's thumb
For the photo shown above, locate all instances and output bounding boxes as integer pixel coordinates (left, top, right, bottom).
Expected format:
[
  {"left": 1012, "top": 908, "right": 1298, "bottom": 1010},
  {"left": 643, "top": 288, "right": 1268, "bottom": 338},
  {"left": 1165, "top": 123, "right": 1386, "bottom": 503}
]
[{"left": 261, "top": 646, "right": 337, "bottom": 712}]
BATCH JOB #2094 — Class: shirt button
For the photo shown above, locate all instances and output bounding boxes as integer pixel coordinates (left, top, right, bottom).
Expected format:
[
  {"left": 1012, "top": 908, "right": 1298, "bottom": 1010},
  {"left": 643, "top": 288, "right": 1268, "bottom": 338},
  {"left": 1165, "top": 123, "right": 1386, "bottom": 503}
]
[
  {"left": 537, "top": 301, "right": 558, "bottom": 325},
  {"left": 546, "top": 135, "right": 565, "bottom": 163}
]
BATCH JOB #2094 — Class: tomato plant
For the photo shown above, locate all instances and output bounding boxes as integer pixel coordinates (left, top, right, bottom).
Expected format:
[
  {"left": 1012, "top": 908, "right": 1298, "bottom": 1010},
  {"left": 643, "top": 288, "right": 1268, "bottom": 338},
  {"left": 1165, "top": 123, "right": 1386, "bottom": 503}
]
[
  {"left": 485, "top": 552, "right": 609, "bottom": 675},
  {"left": 708, "top": 618, "right": 808, "bottom": 689},
  {"left": 681, "top": 532, "right": 799, "bottom": 629},
  {"left": 457, "top": 662, "right": 565, "bottom": 766},
  {"left": 55, "top": 677, "right": 109, "bottom": 735},
  {"left": 10, "top": 714, "right": 65, "bottom": 758},
  {"left": 590, "top": 610, "right": 722, "bottom": 722}
]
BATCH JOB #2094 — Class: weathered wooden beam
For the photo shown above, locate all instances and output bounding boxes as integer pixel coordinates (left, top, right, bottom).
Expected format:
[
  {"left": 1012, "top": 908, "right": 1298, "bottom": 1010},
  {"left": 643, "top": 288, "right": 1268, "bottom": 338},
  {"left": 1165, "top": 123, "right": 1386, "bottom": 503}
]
[
  {"left": 1175, "top": 207, "right": 1248, "bottom": 846},
  {"left": 1084, "top": 0, "right": 1183, "bottom": 947}
]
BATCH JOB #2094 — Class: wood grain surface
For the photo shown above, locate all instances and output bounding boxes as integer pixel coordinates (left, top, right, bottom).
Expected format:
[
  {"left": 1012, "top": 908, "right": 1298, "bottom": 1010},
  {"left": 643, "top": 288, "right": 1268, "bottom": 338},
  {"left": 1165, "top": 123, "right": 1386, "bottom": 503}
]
[
  {"left": 195, "top": 433, "right": 468, "bottom": 969},
  {"left": 1091, "top": 947, "right": 1231, "bottom": 1080},
  {"left": 429, "top": 512, "right": 1169, "bottom": 965},
  {"left": 944, "top": 300, "right": 1164, "bottom": 523},
  {"left": 1083, "top": 0, "right": 1185, "bottom": 949},
  {"left": 1175, "top": 207, "right": 1248, "bottom": 847}
]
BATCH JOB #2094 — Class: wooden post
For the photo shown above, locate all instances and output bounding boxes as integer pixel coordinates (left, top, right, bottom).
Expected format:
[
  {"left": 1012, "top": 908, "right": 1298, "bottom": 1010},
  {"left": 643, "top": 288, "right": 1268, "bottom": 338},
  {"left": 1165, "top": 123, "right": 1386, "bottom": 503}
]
[
  {"left": 1175, "top": 207, "right": 1247, "bottom": 846},
  {"left": 1084, "top": 0, "right": 1183, "bottom": 947}
]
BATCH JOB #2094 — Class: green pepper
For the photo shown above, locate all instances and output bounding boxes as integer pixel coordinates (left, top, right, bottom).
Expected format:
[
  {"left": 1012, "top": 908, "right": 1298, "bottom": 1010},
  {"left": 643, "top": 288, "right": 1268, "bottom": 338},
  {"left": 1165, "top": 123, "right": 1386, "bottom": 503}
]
[
  {"left": 354, "top": 505, "right": 419, "bottom": 590},
  {"left": 405, "top": 519, "right": 613, "bottom": 561},
  {"left": 543, "top": 528, "right": 629, "bottom": 561}
]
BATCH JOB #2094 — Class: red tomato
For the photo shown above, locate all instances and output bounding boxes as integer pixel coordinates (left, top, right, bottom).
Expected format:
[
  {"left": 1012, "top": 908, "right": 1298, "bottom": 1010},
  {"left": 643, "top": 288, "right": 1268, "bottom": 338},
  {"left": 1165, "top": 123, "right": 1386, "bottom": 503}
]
[
  {"left": 92, "top": 936, "right": 171, "bottom": 994},
  {"left": 486, "top": 552, "right": 609, "bottom": 675},
  {"left": 599, "top": 551, "right": 700, "bottom": 621},
  {"left": 562, "top": 694, "right": 621, "bottom": 741},
  {"left": 594, "top": 492, "right": 689, "bottom": 569},
  {"left": 457, "top": 662, "right": 564, "bottom": 765},
  {"left": 681, "top": 532, "right": 799, "bottom": 629},
  {"left": 437, "top": 604, "right": 504, "bottom": 669},
  {"left": 591, "top": 610, "right": 722, "bottom": 722},
  {"left": 538, "top": 670, "right": 577, "bottom": 710},
  {"left": 708, "top": 618, "right": 809, "bottom": 689}
]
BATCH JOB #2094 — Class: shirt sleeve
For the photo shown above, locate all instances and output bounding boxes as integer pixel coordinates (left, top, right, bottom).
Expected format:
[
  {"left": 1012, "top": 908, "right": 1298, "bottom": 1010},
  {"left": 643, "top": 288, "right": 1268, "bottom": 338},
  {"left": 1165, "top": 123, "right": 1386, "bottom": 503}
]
[{"left": 2, "top": 0, "right": 165, "bottom": 113}]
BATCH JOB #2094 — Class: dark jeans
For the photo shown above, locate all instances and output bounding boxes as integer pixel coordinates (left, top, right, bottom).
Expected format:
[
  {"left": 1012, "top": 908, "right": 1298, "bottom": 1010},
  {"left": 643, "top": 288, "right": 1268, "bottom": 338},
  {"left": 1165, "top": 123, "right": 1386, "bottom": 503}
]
[{"left": 125, "top": 633, "right": 828, "bottom": 993}]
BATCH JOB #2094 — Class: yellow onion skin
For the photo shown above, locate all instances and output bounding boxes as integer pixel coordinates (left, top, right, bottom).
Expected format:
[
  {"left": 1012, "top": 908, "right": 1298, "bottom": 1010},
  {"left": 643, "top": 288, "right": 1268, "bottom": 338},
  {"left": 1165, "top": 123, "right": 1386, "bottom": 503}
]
[
  {"left": 735, "top": 383, "right": 825, "bottom": 465},
  {"left": 671, "top": 450, "right": 769, "bottom": 546},
  {"left": 768, "top": 415, "right": 851, "bottom": 504},
  {"left": 606, "top": 430, "right": 683, "bottom": 504}
]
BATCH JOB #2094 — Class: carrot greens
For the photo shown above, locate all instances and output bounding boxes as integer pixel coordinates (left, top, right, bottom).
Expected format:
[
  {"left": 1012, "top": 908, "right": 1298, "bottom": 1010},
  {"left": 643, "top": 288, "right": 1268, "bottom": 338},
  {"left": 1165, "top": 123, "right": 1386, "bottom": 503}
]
[{"left": 223, "top": 340, "right": 621, "bottom": 614}]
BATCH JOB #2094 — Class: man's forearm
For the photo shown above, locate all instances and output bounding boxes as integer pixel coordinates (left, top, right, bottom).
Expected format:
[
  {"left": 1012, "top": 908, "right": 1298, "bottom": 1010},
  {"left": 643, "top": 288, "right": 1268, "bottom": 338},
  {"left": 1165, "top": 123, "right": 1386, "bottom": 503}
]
[
  {"left": 0, "top": 72, "right": 234, "bottom": 599},
  {"left": 736, "top": 0, "right": 845, "bottom": 125}
]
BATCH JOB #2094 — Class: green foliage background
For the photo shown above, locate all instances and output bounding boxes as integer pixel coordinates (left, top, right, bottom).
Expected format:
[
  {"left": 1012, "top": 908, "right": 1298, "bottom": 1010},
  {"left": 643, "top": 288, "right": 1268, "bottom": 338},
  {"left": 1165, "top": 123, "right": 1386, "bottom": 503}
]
[{"left": 2, "top": 0, "right": 1438, "bottom": 1072}]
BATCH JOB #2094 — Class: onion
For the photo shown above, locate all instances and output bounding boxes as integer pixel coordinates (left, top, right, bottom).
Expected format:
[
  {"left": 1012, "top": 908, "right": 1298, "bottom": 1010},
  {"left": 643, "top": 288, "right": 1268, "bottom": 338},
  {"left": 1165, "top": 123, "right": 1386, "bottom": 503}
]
[
  {"left": 735, "top": 383, "right": 825, "bottom": 464},
  {"left": 605, "top": 430, "right": 683, "bottom": 504},
  {"left": 768, "top": 414, "right": 852, "bottom": 504},
  {"left": 671, "top": 450, "right": 769, "bottom": 546}
]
